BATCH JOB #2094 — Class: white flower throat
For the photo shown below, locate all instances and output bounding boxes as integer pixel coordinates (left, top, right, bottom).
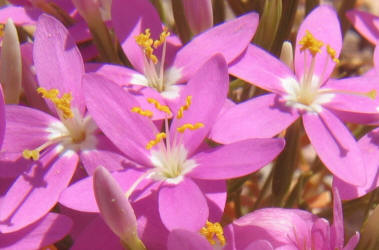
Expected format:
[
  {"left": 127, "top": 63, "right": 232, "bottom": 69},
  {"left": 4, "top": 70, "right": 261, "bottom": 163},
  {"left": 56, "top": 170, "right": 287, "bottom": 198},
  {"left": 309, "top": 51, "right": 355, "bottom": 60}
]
[{"left": 281, "top": 30, "right": 376, "bottom": 113}]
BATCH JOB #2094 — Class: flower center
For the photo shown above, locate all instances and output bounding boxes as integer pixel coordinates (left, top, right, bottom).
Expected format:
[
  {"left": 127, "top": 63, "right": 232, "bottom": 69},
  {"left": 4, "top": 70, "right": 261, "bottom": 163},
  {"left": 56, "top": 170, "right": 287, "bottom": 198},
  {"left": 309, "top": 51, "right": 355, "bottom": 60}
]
[
  {"left": 282, "top": 31, "right": 376, "bottom": 113},
  {"left": 200, "top": 221, "right": 226, "bottom": 247},
  {"left": 22, "top": 88, "right": 97, "bottom": 160},
  {"left": 131, "top": 96, "right": 202, "bottom": 183}
]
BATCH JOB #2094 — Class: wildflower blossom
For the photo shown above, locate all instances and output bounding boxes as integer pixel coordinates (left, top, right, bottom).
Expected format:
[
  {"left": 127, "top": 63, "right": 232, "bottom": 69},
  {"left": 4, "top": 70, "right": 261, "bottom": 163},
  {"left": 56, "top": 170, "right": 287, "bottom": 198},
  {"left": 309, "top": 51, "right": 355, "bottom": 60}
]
[{"left": 211, "top": 5, "right": 379, "bottom": 186}]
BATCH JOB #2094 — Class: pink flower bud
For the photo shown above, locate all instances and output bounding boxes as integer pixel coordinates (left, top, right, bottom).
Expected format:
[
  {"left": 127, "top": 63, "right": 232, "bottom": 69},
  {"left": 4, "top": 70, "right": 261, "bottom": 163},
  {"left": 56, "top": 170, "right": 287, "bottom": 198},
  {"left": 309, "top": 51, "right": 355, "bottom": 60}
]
[
  {"left": 182, "top": 0, "right": 213, "bottom": 35},
  {"left": 93, "top": 166, "right": 146, "bottom": 250}
]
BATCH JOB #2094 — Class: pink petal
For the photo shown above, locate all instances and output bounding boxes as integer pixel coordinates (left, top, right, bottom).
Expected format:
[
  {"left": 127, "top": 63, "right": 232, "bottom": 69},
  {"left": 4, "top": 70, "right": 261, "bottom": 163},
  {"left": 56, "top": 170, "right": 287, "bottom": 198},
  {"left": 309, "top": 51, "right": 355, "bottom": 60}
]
[
  {"left": 302, "top": 110, "right": 365, "bottom": 186},
  {"left": 83, "top": 73, "right": 157, "bottom": 167},
  {"left": 190, "top": 138, "right": 285, "bottom": 180},
  {"left": 85, "top": 63, "right": 143, "bottom": 87},
  {"left": 0, "top": 149, "right": 78, "bottom": 233},
  {"left": 71, "top": 216, "right": 123, "bottom": 250},
  {"left": 210, "top": 94, "right": 299, "bottom": 143},
  {"left": 112, "top": 0, "right": 162, "bottom": 72},
  {"left": 34, "top": 14, "right": 85, "bottom": 113},
  {"left": 168, "top": 229, "right": 213, "bottom": 250},
  {"left": 170, "top": 54, "right": 228, "bottom": 155},
  {"left": 331, "top": 187, "right": 344, "bottom": 250},
  {"left": 244, "top": 240, "right": 274, "bottom": 250},
  {"left": 346, "top": 9, "right": 379, "bottom": 44},
  {"left": 233, "top": 208, "right": 316, "bottom": 249},
  {"left": 0, "top": 6, "right": 41, "bottom": 25},
  {"left": 229, "top": 44, "right": 294, "bottom": 94},
  {"left": 194, "top": 179, "right": 226, "bottom": 222},
  {"left": 159, "top": 178, "right": 208, "bottom": 231},
  {"left": 323, "top": 76, "right": 379, "bottom": 114},
  {"left": 173, "top": 12, "right": 259, "bottom": 83},
  {"left": 79, "top": 135, "right": 133, "bottom": 175},
  {"left": 0, "top": 213, "right": 72, "bottom": 250},
  {"left": 295, "top": 5, "right": 342, "bottom": 84},
  {"left": 333, "top": 127, "right": 379, "bottom": 199},
  {"left": 310, "top": 218, "right": 330, "bottom": 250},
  {"left": 2, "top": 105, "right": 58, "bottom": 153}
]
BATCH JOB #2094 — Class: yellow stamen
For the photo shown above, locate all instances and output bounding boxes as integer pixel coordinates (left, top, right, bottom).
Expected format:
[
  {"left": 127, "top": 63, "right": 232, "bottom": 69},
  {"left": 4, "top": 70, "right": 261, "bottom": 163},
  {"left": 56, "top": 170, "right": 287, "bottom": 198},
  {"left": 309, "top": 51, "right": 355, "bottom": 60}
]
[
  {"left": 37, "top": 87, "right": 73, "bottom": 119},
  {"left": 326, "top": 45, "right": 340, "bottom": 64},
  {"left": 135, "top": 28, "right": 170, "bottom": 64},
  {"left": 135, "top": 29, "right": 157, "bottom": 64},
  {"left": 200, "top": 221, "right": 226, "bottom": 246},
  {"left": 177, "top": 123, "right": 204, "bottom": 133},
  {"left": 22, "top": 149, "right": 40, "bottom": 161},
  {"left": 131, "top": 107, "right": 153, "bottom": 118},
  {"left": 153, "top": 27, "right": 170, "bottom": 48},
  {"left": 146, "top": 132, "right": 166, "bottom": 150},
  {"left": 177, "top": 96, "right": 192, "bottom": 119},
  {"left": 147, "top": 98, "right": 172, "bottom": 116},
  {"left": 299, "top": 30, "right": 324, "bottom": 57}
]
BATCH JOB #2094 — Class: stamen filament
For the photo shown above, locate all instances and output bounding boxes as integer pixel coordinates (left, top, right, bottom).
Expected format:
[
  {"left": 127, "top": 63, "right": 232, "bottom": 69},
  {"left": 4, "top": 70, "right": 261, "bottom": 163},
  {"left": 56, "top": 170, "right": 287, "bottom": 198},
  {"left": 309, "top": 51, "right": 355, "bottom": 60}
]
[
  {"left": 22, "top": 134, "right": 71, "bottom": 160},
  {"left": 319, "top": 88, "right": 377, "bottom": 100}
]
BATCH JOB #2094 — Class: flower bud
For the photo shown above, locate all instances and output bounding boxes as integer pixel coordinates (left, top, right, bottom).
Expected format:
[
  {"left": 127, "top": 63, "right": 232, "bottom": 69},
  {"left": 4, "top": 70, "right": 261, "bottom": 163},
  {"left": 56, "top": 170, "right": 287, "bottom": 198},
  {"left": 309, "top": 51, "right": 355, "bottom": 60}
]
[
  {"left": 182, "top": 0, "right": 213, "bottom": 35},
  {"left": 1, "top": 19, "right": 22, "bottom": 104},
  {"left": 93, "top": 166, "right": 146, "bottom": 250}
]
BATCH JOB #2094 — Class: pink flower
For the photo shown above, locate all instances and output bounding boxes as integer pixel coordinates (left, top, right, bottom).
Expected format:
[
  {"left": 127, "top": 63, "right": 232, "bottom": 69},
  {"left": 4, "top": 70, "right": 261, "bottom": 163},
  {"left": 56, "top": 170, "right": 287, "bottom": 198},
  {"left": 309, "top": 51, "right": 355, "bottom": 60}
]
[
  {"left": 60, "top": 54, "right": 284, "bottom": 236},
  {"left": 211, "top": 5, "right": 379, "bottom": 186},
  {"left": 88, "top": 0, "right": 259, "bottom": 100}
]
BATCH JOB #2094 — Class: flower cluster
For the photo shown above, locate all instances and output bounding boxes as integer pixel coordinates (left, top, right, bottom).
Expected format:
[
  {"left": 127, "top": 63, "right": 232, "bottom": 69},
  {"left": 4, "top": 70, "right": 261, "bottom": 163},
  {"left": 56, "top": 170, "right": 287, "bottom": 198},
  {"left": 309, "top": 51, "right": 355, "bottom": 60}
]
[{"left": 1, "top": 0, "right": 379, "bottom": 249}]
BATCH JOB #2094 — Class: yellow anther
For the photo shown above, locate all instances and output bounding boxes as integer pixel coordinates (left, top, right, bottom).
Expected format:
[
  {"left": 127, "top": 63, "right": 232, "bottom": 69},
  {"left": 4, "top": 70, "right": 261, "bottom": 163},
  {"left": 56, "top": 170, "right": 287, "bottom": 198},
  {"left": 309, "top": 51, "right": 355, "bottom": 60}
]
[
  {"left": 131, "top": 107, "right": 153, "bottom": 118},
  {"left": 135, "top": 29, "right": 158, "bottom": 64},
  {"left": 153, "top": 27, "right": 170, "bottom": 48},
  {"left": 299, "top": 30, "right": 324, "bottom": 57},
  {"left": 37, "top": 87, "right": 73, "bottom": 119},
  {"left": 177, "top": 122, "right": 204, "bottom": 133},
  {"left": 147, "top": 98, "right": 172, "bottom": 116},
  {"left": 177, "top": 96, "right": 192, "bottom": 119},
  {"left": 135, "top": 28, "right": 170, "bottom": 64},
  {"left": 22, "top": 149, "right": 40, "bottom": 161},
  {"left": 146, "top": 132, "right": 166, "bottom": 150},
  {"left": 200, "top": 221, "right": 226, "bottom": 246},
  {"left": 326, "top": 45, "right": 340, "bottom": 64},
  {"left": 366, "top": 89, "right": 377, "bottom": 100}
]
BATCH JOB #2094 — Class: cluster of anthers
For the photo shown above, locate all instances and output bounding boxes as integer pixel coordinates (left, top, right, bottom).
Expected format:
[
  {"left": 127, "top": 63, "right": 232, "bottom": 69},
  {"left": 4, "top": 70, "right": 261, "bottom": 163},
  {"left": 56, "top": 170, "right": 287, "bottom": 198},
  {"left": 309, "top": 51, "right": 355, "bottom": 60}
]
[{"left": 200, "top": 221, "right": 226, "bottom": 246}]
